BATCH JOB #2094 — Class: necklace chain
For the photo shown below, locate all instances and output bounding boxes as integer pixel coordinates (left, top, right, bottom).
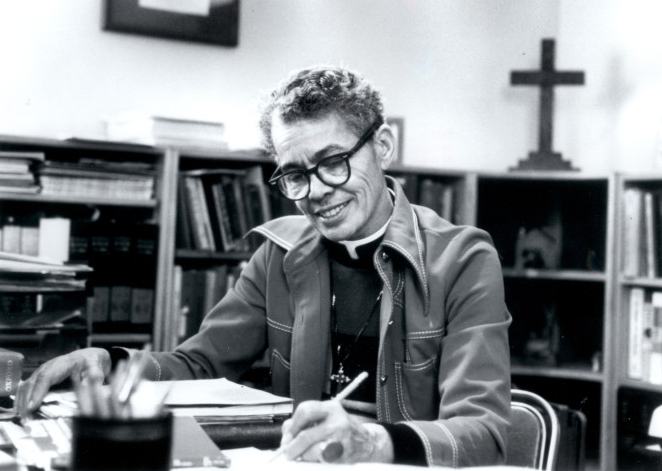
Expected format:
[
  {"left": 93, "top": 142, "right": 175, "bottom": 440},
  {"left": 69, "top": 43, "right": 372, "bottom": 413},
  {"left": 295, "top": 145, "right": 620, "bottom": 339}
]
[{"left": 330, "top": 290, "right": 382, "bottom": 386}]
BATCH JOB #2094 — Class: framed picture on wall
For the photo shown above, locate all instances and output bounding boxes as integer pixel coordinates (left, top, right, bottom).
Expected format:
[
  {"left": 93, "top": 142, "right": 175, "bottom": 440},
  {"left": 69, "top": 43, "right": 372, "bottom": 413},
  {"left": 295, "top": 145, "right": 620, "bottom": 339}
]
[
  {"left": 387, "top": 117, "right": 405, "bottom": 164},
  {"left": 102, "top": 0, "right": 240, "bottom": 47}
]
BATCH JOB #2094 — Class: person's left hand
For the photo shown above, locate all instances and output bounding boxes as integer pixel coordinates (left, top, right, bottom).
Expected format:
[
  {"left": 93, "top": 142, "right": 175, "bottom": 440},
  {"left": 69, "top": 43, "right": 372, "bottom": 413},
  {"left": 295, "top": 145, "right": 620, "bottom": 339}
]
[{"left": 279, "top": 399, "right": 394, "bottom": 463}]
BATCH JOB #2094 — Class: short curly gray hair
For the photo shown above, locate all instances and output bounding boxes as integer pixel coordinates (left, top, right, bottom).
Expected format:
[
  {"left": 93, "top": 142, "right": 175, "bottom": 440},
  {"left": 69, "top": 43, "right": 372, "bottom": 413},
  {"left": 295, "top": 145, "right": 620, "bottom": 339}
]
[{"left": 259, "top": 65, "right": 385, "bottom": 157}]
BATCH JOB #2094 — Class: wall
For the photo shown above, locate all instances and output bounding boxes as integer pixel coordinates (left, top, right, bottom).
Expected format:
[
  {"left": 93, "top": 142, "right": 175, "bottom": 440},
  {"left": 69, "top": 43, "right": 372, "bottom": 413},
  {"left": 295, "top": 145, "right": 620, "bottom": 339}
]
[{"left": 0, "top": 0, "right": 659, "bottom": 173}]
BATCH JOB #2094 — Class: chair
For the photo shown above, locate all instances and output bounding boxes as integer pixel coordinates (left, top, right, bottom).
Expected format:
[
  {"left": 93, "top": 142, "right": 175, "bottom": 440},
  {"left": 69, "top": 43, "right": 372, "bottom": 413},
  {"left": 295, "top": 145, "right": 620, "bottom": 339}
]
[
  {"left": 507, "top": 389, "right": 560, "bottom": 471},
  {"left": 552, "top": 402, "right": 587, "bottom": 471}
]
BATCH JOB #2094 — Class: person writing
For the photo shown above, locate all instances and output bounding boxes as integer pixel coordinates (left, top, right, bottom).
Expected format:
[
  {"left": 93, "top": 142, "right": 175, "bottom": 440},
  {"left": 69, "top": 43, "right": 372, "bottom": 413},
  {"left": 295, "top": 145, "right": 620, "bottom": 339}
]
[{"left": 16, "top": 65, "right": 511, "bottom": 467}]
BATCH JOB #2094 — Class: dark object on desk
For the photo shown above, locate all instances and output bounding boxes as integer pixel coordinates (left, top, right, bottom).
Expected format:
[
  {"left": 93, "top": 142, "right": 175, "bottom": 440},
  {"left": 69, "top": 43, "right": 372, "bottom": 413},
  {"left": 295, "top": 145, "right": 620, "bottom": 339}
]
[
  {"left": 202, "top": 419, "right": 283, "bottom": 450},
  {"left": 71, "top": 413, "right": 173, "bottom": 471},
  {"left": 507, "top": 389, "right": 560, "bottom": 471},
  {"left": 0, "top": 349, "right": 23, "bottom": 397}
]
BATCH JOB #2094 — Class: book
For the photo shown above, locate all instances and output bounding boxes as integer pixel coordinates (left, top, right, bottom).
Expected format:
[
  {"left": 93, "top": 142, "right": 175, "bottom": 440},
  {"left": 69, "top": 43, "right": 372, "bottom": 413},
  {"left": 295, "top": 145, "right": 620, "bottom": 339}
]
[
  {"left": 182, "top": 176, "right": 215, "bottom": 251},
  {"left": 88, "top": 222, "right": 113, "bottom": 323},
  {"left": 175, "top": 177, "right": 194, "bottom": 250},
  {"left": 651, "top": 292, "right": 662, "bottom": 385},
  {"left": 1, "top": 218, "right": 20, "bottom": 254},
  {"left": 628, "top": 287, "right": 645, "bottom": 379},
  {"left": 0, "top": 151, "right": 45, "bottom": 162},
  {"left": 38, "top": 217, "right": 71, "bottom": 263},
  {"left": 19, "top": 223, "right": 39, "bottom": 257},
  {"left": 105, "top": 114, "right": 226, "bottom": 148},
  {"left": 644, "top": 191, "right": 656, "bottom": 278},
  {"left": 0, "top": 159, "right": 31, "bottom": 174},
  {"left": 623, "top": 187, "right": 643, "bottom": 277},
  {"left": 178, "top": 269, "right": 206, "bottom": 343},
  {"left": 108, "top": 222, "right": 133, "bottom": 323},
  {"left": 130, "top": 223, "right": 158, "bottom": 325},
  {"left": 36, "top": 160, "right": 155, "bottom": 201}
]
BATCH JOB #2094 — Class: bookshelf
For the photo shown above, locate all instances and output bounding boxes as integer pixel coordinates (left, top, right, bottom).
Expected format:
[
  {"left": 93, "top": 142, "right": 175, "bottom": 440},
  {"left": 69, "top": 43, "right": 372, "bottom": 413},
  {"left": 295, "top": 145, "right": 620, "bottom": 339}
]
[
  {"left": 612, "top": 174, "right": 662, "bottom": 470},
  {"left": 0, "top": 135, "right": 166, "bottom": 366},
  {"left": 4, "top": 133, "right": 662, "bottom": 470}
]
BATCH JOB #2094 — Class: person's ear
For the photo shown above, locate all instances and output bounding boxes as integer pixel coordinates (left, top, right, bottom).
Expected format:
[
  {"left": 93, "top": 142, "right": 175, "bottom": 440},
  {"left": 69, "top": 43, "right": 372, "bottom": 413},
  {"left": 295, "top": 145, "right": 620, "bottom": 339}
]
[{"left": 372, "top": 124, "right": 397, "bottom": 170}]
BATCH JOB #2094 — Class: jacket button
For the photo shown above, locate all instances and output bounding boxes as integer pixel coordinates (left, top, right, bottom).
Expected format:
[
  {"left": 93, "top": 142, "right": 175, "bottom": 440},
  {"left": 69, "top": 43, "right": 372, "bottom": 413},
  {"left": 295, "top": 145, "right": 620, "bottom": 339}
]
[
  {"left": 381, "top": 252, "right": 389, "bottom": 262},
  {"left": 380, "top": 375, "right": 388, "bottom": 385},
  {"left": 388, "top": 320, "right": 394, "bottom": 326}
]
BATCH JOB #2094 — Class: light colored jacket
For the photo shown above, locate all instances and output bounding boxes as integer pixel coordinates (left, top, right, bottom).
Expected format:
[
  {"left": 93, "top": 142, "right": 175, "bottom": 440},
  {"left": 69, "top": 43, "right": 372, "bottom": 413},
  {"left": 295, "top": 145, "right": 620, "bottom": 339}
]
[{"left": 147, "top": 176, "right": 511, "bottom": 467}]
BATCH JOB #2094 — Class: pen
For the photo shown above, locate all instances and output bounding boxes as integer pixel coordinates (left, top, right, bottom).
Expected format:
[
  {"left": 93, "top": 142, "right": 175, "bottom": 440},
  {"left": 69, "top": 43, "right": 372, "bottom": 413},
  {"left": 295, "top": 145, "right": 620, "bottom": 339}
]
[{"left": 267, "top": 371, "right": 368, "bottom": 463}]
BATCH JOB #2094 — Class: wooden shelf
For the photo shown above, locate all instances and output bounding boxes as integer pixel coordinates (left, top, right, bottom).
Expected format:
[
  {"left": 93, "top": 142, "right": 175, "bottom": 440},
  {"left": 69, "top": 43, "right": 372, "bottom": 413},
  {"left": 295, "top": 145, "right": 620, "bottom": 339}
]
[
  {"left": 0, "top": 191, "right": 157, "bottom": 207},
  {"left": 619, "top": 378, "right": 662, "bottom": 394},
  {"left": 88, "top": 333, "right": 152, "bottom": 344},
  {"left": 175, "top": 249, "right": 253, "bottom": 263},
  {"left": 511, "top": 364, "right": 603, "bottom": 383},
  {"left": 619, "top": 276, "right": 662, "bottom": 289},
  {"left": 502, "top": 267, "right": 606, "bottom": 282}
]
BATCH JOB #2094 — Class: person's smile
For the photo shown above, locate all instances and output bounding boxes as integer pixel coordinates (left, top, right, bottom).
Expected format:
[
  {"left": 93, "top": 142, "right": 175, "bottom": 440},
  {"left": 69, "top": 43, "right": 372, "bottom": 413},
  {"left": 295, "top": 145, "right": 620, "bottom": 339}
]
[{"left": 314, "top": 199, "right": 350, "bottom": 221}]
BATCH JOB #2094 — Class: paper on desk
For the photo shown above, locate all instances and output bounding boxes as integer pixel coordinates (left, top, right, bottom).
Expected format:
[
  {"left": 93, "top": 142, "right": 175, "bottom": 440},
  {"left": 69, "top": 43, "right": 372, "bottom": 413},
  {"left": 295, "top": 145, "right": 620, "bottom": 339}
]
[{"left": 154, "top": 378, "right": 292, "bottom": 407}]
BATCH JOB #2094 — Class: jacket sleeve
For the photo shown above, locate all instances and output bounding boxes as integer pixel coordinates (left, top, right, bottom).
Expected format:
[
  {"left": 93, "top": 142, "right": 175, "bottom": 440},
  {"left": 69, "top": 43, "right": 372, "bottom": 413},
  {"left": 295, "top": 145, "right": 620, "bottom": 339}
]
[
  {"left": 401, "top": 227, "right": 511, "bottom": 467},
  {"left": 142, "top": 242, "right": 271, "bottom": 381}
]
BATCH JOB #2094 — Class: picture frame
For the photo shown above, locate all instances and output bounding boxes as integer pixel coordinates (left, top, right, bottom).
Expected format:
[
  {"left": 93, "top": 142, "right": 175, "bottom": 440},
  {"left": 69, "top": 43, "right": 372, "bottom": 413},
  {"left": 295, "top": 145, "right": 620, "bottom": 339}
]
[
  {"left": 102, "top": 0, "right": 240, "bottom": 47},
  {"left": 386, "top": 117, "right": 405, "bottom": 164}
]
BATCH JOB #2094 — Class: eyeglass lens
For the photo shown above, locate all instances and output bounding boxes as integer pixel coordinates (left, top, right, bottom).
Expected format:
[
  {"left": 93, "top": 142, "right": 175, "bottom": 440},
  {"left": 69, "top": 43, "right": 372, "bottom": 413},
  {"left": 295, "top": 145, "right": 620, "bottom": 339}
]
[{"left": 278, "top": 155, "right": 350, "bottom": 200}]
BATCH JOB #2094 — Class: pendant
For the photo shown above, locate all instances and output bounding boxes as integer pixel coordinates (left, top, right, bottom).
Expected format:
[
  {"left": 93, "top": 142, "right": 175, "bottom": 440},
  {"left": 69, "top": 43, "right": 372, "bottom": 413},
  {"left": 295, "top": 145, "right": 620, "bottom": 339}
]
[{"left": 330, "top": 364, "right": 351, "bottom": 385}]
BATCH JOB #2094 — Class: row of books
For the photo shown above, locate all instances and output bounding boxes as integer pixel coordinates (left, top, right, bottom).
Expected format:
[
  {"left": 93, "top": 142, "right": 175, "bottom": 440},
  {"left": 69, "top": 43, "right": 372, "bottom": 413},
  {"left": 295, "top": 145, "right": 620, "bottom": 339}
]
[
  {"left": 37, "top": 159, "right": 156, "bottom": 201},
  {"left": 177, "top": 166, "right": 273, "bottom": 253},
  {"left": 0, "top": 150, "right": 44, "bottom": 194},
  {"left": 627, "top": 287, "right": 662, "bottom": 385},
  {"left": 0, "top": 251, "right": 92, "bottom": 327},
  {"left": 0, "top": 150, "right": 157, "bottom": 200},
  {"left": 81, "top": 220, "right": 159, "bottom": 328},
  {"left": 391, "top": 173, "right": 456, "bottom": 222},
  {"left": 0, "top": 216, "right": 74, "bottom": 262},
  {"left": 622, "top": 187, "right": 662, "bottom": 279},
  {"left": 172, "top": 263, "right": 244, "bottom": 346}
]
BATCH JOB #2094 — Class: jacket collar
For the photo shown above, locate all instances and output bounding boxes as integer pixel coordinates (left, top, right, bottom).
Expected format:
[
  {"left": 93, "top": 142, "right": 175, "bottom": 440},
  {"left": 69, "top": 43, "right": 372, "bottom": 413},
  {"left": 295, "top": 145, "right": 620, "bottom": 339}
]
[{"left": 251, "top": 176, "right": 429, "bottom": 311}]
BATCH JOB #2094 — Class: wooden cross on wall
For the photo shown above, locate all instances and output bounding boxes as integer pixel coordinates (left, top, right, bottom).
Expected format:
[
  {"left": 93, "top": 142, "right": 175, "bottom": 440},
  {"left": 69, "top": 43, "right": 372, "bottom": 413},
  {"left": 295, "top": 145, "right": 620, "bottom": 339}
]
[{"left": 510, "top": 38, "right": 585, "bottom": 171}]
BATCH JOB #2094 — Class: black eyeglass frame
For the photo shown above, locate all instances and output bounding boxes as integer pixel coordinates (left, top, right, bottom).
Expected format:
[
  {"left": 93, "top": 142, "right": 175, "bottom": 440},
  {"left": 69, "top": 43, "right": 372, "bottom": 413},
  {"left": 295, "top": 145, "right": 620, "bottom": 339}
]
[{"left": 268, "top": 122, "right": 381, "bottom": 201}]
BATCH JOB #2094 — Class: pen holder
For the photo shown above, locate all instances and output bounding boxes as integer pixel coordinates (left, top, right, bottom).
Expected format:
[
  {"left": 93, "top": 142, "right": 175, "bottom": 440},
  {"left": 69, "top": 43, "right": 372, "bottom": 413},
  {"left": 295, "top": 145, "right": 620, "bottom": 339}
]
[{"left": 70, "top": 412, "right": 173, "bottom": 471}]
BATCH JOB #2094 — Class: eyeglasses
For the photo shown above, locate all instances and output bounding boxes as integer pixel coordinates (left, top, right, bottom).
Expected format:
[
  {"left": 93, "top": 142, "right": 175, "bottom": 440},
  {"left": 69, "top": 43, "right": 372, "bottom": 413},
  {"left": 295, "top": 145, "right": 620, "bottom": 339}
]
[{"left": 269, "top": 122, "right": 380, "bottom": 201}]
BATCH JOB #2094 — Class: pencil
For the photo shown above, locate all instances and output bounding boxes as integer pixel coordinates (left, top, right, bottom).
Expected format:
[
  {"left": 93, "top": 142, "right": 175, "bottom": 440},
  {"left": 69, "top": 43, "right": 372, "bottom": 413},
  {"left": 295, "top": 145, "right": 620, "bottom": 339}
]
[{"left": 266, "top": 371, "right": 369, "bottom": 464}]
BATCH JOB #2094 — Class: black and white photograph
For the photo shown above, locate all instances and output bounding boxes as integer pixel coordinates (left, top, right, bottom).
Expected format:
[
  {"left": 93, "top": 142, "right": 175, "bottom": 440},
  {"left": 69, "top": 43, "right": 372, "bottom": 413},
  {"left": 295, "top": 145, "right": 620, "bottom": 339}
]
[{"left": 0, "top": 2, "right": 661, "bottom": 470}]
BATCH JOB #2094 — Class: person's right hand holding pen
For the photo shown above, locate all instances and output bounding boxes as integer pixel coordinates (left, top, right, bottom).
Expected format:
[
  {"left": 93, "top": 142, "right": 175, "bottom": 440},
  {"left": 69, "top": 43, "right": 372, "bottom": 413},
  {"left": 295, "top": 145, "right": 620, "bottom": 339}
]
[{"left": 274, "top": 372, "right": 395, "bottom": 464}]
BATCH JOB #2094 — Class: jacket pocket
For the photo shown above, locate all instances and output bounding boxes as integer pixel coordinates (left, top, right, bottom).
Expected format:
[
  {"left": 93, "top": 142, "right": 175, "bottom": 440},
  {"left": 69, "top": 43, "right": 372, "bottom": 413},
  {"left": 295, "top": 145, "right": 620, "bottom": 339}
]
[
  {"left": 394, "top": 355, "right": 439, "bottom": 420},
  {"left": 270, "top": 349, "right": 291, "bottom": 398}
]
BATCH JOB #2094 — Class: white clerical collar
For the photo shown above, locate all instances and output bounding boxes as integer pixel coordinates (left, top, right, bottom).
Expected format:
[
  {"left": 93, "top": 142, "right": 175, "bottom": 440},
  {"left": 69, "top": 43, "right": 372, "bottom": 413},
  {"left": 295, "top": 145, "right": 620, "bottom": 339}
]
[{"left": 339, "top": 216, "right": 391, "bottom": 260}]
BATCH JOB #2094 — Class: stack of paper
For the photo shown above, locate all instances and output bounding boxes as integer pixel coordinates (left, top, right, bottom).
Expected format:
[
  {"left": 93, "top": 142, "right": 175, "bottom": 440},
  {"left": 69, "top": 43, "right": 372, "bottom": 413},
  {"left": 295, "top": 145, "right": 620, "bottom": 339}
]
[
  {"left": 156, "top": 378, "right": 293, "bottom": 424},
  {"left": 105, "top": 114, "right": 228, "bottom": 151},
  {"left": 0, "top": 251, "right": 92, "bottom": 292}
]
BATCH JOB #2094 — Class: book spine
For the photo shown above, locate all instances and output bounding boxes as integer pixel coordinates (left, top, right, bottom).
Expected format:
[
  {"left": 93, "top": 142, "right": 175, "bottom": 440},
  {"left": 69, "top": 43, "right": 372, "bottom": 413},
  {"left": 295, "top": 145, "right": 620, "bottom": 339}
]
[
  {"left": 38, "top": 217, "right": 71, "bottom": 263},
  {"left": 89, "top": 222, "right": 113, "bottom": 323},
  {"left": 628, "top": 287, "right": 645, "bottom": 379},
  {"left": 650, "top": 291, "right": 662, "bottom": 385},
  {"left": 130, "top": 223, "right": 158, "bottom": 325},
  {"left": 109, "top": 222, "right": 133, "bottom": 323},
  {"left": 183, "top": 177, "right": 215, "bottom": 251},
  {"left": 623, "top": 188, "right": 643, "bottom": 278}
]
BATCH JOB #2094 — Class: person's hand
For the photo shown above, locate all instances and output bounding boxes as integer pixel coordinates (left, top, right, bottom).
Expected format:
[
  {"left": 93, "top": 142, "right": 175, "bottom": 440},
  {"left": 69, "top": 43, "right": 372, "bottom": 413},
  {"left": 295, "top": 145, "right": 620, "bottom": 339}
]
[
  {"left": 279, "top": 399, "right": 394, "bottom": 463},
  {"left": 15, "top": 348, "right": 111, "bottom": 419}
]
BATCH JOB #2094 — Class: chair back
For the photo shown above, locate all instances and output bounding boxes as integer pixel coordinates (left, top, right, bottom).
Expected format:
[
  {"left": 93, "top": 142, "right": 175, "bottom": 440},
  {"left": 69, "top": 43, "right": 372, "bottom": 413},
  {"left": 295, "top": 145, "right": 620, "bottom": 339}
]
[{"left": 507, "top": 389, "right": 560, "bottom": 471}]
